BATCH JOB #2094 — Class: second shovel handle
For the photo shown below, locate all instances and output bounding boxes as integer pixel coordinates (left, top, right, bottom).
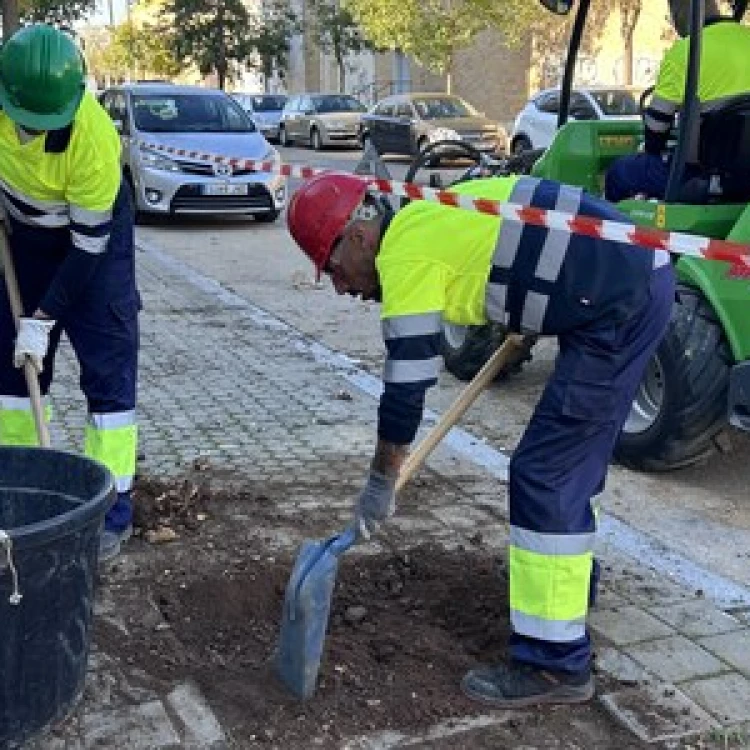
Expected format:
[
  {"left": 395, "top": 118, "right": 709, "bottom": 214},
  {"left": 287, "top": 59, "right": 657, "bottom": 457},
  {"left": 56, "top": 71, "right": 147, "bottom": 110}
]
[{"left": 395, "top": 333, "right": 529, "bottom": 492}]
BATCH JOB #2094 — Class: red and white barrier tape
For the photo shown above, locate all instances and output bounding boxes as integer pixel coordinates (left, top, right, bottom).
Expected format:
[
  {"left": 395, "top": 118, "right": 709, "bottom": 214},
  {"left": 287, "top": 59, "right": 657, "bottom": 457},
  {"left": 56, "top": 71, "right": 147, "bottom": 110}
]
[{"left": 139, "top": 140, "right": 750, "bottom": 271}]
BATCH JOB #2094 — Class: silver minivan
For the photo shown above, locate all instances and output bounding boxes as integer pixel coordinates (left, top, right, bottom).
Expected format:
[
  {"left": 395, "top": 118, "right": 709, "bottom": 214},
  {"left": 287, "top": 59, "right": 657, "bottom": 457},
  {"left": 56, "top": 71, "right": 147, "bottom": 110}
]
[{"left": 99, "top": 83, "right": 287, "bottom": 221}]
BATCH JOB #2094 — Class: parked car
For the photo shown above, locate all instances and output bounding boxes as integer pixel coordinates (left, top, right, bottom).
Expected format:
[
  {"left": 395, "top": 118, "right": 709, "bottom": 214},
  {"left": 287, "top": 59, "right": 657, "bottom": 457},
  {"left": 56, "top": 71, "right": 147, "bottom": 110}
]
[
  {"left": 99, "top": 83, "right": 286, "bottom": 221},
  {"left": 278, "top": 93, "right": 366, "bottom": 149},
  {"left": 232, "top": 92, "right": 287, "bottom": 143},
  {"left": 510, "top": 86, "right": 642, "bottom": 154},
  {"left": 359, "top": 93, "right": 507, "bottom": 158}
]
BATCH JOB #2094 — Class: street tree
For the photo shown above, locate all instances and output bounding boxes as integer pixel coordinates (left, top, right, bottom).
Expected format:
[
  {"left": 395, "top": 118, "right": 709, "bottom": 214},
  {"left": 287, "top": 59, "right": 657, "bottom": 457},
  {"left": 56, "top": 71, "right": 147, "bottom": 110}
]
[
  {"left": 246, "top": 1, "right": 300, "bottom": 93},
  {"left": 309, "top": 0, "right": 369, "bottom": 91},
  {"left": 166, "top": 0, "right": 251, "bottom": 89},
  {"left": 2, "top": 0, "right": 95, "bottom": 40}
]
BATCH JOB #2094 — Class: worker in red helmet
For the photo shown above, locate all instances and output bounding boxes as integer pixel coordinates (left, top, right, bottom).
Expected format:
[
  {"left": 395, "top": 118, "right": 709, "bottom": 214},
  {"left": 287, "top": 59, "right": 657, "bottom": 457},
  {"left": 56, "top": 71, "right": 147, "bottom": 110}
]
[
  {"left": 287, "top": 170, "right": 675, "bottom": 708},
  {"left": 0, "top": 25, "right": 139, "bottom": 562}
]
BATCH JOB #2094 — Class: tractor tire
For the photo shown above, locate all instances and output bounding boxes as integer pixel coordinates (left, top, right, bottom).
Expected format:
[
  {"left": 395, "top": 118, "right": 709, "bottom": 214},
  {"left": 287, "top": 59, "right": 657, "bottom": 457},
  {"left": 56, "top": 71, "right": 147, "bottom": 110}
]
[
  {"left": 440, "top": 323, "right": 530, "bottom": 382},
  {"left": 614, "top": 285, "right": 732, "bottom": 471}
]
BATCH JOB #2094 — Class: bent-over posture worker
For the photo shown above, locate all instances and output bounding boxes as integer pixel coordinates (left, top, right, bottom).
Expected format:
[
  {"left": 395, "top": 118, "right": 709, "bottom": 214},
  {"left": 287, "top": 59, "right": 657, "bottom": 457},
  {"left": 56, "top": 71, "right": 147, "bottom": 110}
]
[
  {"left": 605, "top": 0, "right": 750, "bottom": 202},
  {"left": 0, "top": 25, "right": 139, "bottom": 561},
  {"left": 287, "top": 171, "right": 674, "bottom": 707}
]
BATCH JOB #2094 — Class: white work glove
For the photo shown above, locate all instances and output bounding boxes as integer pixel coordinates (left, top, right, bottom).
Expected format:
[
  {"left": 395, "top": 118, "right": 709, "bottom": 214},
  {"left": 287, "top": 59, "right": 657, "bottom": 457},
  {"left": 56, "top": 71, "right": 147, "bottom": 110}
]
[
  {"left": 354, "top": 470, "right": 397, "bottom": 539},
  {"left": 13, "top": 317, "right": 55, "bottom": 373}
]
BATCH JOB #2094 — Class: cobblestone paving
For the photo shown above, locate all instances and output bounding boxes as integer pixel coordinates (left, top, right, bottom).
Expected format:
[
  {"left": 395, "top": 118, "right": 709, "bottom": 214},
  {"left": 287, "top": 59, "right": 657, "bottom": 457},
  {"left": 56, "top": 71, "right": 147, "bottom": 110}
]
[{"left": 17, "top": 245, "right": 750, "bottom": 748}]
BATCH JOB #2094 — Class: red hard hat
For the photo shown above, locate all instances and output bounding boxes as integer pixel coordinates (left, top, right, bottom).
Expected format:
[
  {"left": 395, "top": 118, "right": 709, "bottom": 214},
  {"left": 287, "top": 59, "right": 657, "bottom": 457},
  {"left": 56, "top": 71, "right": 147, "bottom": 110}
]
[{"left": 287, "top": 172, "right": 369, "bottom": 274}]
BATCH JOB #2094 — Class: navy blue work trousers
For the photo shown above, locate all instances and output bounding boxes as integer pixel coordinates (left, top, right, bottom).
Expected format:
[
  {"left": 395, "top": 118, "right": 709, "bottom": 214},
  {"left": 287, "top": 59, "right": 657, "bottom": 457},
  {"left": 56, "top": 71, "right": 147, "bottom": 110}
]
[
  {"left": 0, "top": 184, "right": 139, "bottom": 530},
  {"left": 508, "top": 264, "right": 675, "bottom": 673}
]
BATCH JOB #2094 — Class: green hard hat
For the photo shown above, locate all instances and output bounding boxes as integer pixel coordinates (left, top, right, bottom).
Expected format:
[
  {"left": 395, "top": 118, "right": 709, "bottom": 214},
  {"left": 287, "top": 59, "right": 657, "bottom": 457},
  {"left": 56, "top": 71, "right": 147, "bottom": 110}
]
[{"left": 0, "top": 25, "right": 86, "bottom": 131}]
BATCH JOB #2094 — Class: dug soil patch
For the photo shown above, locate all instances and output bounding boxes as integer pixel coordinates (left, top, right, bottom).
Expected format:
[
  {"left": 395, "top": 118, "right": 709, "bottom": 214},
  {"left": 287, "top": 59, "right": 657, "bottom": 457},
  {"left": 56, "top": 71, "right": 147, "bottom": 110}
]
[{"left": 98, "top": 476, "right": 660, "bottom": 749}]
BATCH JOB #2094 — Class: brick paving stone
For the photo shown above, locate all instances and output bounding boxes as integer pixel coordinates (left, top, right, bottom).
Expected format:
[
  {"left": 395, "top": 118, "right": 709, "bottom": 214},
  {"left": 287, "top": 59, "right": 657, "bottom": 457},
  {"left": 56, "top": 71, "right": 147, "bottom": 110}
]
[
  {"left": 626, "top": 635, "right": 728, "bottom": 683},
  {"left": 594, "top": 646, "right": 654, "bottom": 685},
  {"left": 600, "top": 682, "right": 719, "bottom": 743},
  {"left": 589, "top": 605, "right": 674, "bottom": 646},
  {"left": 648, "top": 600, "right": 744, "bottom": 638},
  {"left": 82, "top": 701, "right": 180, "bottom": 748},
  {"left": 681, "top": 673, "right": 750, "bottom": 724},
  {"left": 699, "top": 630, "right": 750, "bottom": 676}
]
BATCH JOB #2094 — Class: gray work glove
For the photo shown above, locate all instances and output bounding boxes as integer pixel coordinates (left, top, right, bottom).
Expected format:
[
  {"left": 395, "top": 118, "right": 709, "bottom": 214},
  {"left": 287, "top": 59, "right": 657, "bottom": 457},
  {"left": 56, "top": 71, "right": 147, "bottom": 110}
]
[
  {"left": 354, "top": 470, "right": 397, "bottom": 539},
  {"left": 13, "top": 317, "right": 55, "bottom": 373}
]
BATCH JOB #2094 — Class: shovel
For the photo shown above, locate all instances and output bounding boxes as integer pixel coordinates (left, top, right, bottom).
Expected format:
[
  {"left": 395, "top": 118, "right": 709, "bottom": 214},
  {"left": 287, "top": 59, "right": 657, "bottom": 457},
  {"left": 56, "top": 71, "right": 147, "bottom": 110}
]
[
  {"left": 275, "top": 332, "right": 530, "bottom": 699},
  {"left": 0, "top": 226, "right": 50, "bottom": 447}
]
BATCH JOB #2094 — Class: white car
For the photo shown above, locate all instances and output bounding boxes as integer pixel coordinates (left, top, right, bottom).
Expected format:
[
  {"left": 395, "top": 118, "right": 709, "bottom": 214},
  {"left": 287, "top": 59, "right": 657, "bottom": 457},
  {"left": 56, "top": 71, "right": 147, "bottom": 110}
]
[{"left": 510, "top": 86, "right": 642, "bottom": 154}]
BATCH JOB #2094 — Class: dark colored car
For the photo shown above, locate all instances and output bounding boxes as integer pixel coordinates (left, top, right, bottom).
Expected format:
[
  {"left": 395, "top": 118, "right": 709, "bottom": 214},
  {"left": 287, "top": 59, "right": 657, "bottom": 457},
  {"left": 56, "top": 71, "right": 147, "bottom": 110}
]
[{"left": 359, "top": 93, "right": 507, "bottom": 158}]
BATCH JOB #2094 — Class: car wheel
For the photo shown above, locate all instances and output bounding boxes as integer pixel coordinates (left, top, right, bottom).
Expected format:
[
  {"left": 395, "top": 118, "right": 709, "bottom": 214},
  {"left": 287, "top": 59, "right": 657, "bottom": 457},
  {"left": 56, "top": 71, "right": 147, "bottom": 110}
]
[
  {"left": 310, "top": 128, "right": 323, "bottom": 151},
  {"left": 511, "top": 135, "right": 533, "bottom": 155},
  {"left": 279, "top": 126, "right": 292, "bottom": 147},
  {"left": 614, "top": 285, "right": 731, "bottom": 471},
  {"left": 255, "top": 209, "right": 280, "bottom": 223},
  {"left": 361, "top": 132, "right": 377, "bottom": 152}
]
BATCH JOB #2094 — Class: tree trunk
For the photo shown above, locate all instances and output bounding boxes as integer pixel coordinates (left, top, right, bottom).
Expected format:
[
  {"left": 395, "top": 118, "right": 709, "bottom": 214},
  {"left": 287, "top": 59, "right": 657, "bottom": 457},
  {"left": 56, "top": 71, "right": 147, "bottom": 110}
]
[
  {"left": 1, "top": 0, "right": 20, "bottom": 41},
  {"left": 335, "top": 48, "right": 345, "bottom": 92},
  {"left": 623, "top": 31, "right": 634, "bottom": 85}
]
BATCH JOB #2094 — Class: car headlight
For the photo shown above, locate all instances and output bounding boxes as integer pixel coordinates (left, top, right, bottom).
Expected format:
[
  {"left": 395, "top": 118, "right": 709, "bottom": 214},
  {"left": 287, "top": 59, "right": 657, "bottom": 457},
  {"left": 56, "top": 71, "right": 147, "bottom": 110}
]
[
  {"left": 139, "top": 148, "right": 180, "bottom": 172},
  {"left": 428, "top": 127, "right": 460, "bottom": 143}
]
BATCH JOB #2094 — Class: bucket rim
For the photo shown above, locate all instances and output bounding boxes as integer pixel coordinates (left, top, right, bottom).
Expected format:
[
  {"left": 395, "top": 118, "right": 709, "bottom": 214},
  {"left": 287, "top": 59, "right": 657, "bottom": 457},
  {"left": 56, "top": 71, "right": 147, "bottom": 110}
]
[{"left": 0, "top": 447, "right": 116, "bottom": 550}]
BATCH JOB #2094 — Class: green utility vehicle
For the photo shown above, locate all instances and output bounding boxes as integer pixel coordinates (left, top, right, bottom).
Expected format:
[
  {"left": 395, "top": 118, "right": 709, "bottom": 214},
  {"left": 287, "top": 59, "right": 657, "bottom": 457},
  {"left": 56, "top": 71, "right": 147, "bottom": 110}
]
[{"left": 440, "top": 0, "right": 750, "bottom": 471}]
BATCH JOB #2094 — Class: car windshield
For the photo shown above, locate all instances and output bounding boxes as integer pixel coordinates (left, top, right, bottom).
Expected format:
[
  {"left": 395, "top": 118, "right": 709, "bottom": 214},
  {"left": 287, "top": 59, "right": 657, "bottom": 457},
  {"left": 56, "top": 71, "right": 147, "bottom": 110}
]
[
  {"left": 132, "top": 93, "right": 255, "bottom": 133},
  {"left": 588, "top": 89, "right": 640, "bottom": 116},
  {"left": 413, "top": 97, "right": 476, "bottom": 119},
  {"left": 313, "top": 95, "right": 366, "bottom": 113},
  {"left": 249, "top": 95, "right": 287, "bottom": 111}
]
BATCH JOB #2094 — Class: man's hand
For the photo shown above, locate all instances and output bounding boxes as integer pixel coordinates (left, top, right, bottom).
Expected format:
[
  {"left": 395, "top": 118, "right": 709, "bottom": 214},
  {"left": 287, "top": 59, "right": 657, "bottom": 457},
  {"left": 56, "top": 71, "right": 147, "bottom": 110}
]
[
  {"left": 354, "top": 470, "right": 397, "bottom": 539},
  {"left": 14, "top": 317, "right": 55, "bottom": 372}
]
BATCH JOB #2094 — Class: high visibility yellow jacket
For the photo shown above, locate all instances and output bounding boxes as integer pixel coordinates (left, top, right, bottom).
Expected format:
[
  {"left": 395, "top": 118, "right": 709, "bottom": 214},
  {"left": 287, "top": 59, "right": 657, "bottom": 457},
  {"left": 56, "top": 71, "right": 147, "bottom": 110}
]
[
  {"left": 0, "top": 91, "right": 122, "bottom": 318},
  {"left": 645, "top": 18, "right": 750, "bottom": 155}
]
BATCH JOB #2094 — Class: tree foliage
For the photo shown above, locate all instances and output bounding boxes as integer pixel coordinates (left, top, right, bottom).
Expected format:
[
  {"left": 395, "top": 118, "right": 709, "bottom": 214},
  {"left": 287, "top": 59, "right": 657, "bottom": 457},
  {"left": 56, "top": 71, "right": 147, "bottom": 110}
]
[
  {"left": 309, "top": 0, "right": 370, "bottom": 91},
  {"left": 344, "top": 0, "right": 614, "bottom": 90},
  {"left": 165, "top": 0, "right": 251, "bottom": 89},
  {"left": 245, "top": 0, "right": 300, "bottom": 92}
]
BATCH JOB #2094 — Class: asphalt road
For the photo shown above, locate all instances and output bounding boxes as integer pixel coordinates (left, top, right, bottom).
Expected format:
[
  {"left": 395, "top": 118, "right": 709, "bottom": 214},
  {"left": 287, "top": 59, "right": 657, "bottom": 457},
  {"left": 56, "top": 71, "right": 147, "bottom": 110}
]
[{"left": 135, "top": 143, "right": 750, "bottom": 594}]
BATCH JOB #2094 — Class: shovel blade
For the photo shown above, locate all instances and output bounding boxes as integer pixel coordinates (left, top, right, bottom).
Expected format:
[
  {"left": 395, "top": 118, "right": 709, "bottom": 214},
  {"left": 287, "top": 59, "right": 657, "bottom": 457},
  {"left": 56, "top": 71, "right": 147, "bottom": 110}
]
[{"left": 275, "top": 528, "right": 356, "bottom": 699}]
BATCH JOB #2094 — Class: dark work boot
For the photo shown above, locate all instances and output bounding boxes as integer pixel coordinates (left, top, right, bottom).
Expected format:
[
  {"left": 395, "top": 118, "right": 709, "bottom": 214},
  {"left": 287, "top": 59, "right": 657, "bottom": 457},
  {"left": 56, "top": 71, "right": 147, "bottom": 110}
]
[{"left": 461, "top": 662, "right": 594, "bottom": 708}]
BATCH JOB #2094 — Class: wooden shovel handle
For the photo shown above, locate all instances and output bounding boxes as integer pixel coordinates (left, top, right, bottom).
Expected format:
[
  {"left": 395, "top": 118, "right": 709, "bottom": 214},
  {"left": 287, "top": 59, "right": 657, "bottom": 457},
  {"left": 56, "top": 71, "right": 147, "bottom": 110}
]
[
  {"left": 395, "top": 333, "right": 530, "bottom": 492},
  {"left": 0, "top": 226, "right": 51, "bottom": 448}
]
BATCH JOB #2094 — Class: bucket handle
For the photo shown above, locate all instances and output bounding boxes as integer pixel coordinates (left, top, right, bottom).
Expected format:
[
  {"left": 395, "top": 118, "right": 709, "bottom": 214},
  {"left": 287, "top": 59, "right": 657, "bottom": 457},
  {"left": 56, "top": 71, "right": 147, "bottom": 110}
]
[{"left": 0, "top": 530, "right": 22, "bottom": 605}]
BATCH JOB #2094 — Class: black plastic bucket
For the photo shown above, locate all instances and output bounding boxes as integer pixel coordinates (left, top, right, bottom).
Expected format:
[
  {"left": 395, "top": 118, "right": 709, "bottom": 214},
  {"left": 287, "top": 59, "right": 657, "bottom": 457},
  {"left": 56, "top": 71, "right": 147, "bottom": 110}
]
[{"left": 0, "top": 447, "right": 114, "bottom": 748}]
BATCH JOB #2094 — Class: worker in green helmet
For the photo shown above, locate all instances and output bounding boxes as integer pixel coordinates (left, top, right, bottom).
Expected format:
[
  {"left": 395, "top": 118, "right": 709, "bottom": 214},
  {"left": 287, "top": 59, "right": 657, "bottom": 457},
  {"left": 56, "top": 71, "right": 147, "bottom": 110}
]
[{"left": 0, "top": 25, "right": 140, "bottom": 562}]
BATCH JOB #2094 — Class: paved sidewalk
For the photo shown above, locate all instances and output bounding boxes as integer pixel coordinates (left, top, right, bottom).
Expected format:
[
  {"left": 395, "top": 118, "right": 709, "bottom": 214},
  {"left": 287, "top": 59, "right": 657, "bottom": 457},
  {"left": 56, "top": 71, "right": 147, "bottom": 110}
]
[{"left": 16, "top": 242, "right": 750, "bottom": 748}]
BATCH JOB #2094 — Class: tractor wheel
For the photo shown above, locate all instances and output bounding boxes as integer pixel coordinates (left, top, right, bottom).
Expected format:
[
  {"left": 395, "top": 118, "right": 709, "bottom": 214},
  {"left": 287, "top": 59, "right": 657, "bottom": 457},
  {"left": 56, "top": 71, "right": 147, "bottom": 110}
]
[
  {"left": 440, "top": 323, "right": 530, "bottom": 381},
  {"left": 614, "top": 285, "right": 731, "bottom": 471}
]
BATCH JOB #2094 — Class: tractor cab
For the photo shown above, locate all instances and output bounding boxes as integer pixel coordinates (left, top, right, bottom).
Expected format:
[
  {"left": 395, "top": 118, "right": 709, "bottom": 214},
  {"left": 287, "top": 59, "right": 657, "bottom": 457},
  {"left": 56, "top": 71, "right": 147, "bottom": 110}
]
[{"left": 532, "top": 0, "right": 750, "bottom": 238}]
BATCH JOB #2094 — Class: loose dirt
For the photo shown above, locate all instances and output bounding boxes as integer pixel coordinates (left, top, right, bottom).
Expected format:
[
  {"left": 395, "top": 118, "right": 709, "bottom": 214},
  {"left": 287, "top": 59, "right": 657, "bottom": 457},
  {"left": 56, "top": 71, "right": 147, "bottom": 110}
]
[{"left": 96, "top": 475, "right": 711, "bottom": 749}]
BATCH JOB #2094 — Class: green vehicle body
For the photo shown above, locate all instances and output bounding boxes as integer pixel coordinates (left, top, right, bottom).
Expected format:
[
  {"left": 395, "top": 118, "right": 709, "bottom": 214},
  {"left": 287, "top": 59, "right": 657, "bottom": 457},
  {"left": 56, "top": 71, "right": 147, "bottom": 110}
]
[{"left": 530, "top": 119, "right": 750, "bottom": 365}]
